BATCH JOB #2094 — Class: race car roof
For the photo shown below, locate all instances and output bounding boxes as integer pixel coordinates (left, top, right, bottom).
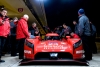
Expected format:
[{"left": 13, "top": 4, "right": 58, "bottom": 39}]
[{"left": 46, "top": 33, "right": 59, "bottom": 36}]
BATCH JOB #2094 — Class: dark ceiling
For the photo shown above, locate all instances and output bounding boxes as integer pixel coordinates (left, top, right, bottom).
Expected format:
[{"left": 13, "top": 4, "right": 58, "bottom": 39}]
[{"left": 43, "top": 0, "right": 100, "bottom": 31}]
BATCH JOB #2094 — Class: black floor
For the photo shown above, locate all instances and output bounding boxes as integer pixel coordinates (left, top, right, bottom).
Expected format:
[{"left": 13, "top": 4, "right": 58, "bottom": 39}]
[{"left": 19, "top": 59, "right": 89, "bottom": 66}]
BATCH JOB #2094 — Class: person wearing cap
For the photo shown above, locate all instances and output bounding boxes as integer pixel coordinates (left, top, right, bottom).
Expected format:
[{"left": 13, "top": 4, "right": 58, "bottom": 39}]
[
  {"left": 16, "top": 14, "right": 30, "bottom": 59},
  {"left": 78, "top": 8, "right": 92, "bottom": 61}
]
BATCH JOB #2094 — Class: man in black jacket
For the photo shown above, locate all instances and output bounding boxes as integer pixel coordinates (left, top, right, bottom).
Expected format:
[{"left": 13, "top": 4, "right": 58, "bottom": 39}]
[
  {"left": 73, "top": 21, "right": 79, "bottom": 35},
  {"left": 10, "top": 17, "right": 18, "bottom": 56},
  {"left": 60, "top": 23, "right": 72, "bottom": 37},
  {"left": 29, "top": 22, "right": 40, "bottom": 36}
]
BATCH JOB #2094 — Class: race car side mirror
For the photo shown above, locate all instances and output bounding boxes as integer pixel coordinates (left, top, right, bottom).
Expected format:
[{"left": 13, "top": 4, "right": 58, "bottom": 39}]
[{"left": 66, "top": 36, "right": 70, "bottom": 39}]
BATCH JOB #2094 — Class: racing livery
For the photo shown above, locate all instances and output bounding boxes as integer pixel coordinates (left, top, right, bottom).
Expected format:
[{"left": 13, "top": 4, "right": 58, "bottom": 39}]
[{"left": 24, "top": 33, "right": 84, "bottom": 61}]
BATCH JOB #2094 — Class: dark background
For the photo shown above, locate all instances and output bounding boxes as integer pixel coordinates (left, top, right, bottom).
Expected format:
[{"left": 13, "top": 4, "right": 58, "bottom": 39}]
[{"left": 43, "top": 0, "right": 100, "bottom": 36}]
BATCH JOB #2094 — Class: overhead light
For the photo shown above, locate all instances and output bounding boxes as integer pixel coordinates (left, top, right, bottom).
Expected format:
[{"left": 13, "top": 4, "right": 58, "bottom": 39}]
[{"left": 36, "top": 0, "right": 47, "bottom": 2}]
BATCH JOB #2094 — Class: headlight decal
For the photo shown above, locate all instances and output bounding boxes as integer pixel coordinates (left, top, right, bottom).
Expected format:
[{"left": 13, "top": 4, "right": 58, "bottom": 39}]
[
  {"left": 74, "top": 40, "right": 82, "bottom": 49},
  {"left": 25, "top": 40, "right": 34, "bottom": 53},
  {"left": 25, "top": 40, "right": 34, "bottom": 49}
]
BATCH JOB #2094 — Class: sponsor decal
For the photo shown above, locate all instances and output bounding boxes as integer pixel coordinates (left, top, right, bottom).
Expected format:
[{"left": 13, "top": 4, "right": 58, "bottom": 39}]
[
  {"left": 24, "top": 50, "right": 31, "bottom": 54},
  {"left": 44, "top": 45, "right": 67, "bottom": 49},
  {"left": 76, "top": 50, "right": 84, "bottom": 54},
  {"left": 48, "top": 42, "right": 58, "bottom": 46}
]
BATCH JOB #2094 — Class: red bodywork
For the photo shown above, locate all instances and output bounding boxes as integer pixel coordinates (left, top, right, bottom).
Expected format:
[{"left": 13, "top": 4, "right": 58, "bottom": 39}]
[{"left": 24, "top": 33, "right": 84, "bottom": 61}]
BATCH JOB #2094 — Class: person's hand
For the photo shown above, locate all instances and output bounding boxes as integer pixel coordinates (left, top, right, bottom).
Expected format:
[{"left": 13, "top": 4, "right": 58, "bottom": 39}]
[
  {"left": 35, "top": 31, "right": 39, "bottom": 34},
  {"left": 26, "top": 33, "right": 30, "bottom": 39}
]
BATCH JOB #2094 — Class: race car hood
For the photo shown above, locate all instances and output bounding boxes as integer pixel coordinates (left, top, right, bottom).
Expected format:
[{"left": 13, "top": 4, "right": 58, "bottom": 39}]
[{"left": 35, "top": 40, "right": 72, "bottom": 52}]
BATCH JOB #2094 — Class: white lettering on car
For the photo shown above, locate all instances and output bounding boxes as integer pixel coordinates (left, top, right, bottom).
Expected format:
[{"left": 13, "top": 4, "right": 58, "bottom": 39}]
[
  {"left": 44, "top": 45, "right": 67, "bottom": 49},
  {"left": 24, "top": 50, "right": 31, "bottom": 54},
  {"left": 76, "top": 50, "right": 84, "bottom": 54}
]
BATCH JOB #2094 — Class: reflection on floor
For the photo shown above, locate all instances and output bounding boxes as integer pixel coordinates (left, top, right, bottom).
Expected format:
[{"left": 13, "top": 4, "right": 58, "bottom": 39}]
[{"left": 0, "top": 53, "right": 100, "bottom": 67}]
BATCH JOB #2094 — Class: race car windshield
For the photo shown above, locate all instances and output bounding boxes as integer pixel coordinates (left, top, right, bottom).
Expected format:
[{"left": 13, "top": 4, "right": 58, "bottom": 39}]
[{"left": 45, "top": 36, "right": 60, "bottom": 40}]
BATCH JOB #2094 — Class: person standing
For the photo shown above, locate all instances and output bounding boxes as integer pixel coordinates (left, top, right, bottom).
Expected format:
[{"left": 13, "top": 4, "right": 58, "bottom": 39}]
[
  {"left": 0, "top": 9, "right": 10, "bottom": 63},
  {"left": 16, "top": 14, "right": 30, "bottom": 59},
  {"left": 60, "top": 23, "right": 72, "bottom": 37},
  {"left": 10, "top": 17, "right": 18, "bottom": 56},
  {"left": 73, "top": 20, "right": 79, "bottom": 35},
  {"left": 29, "top": 22, "right": 40, "bottom": 36},
  {"left": 54, "top": 26, "right": 61, "bottom": 35},
  {"left": 78, "top": 8, "right": 92, "bottom": 61}
]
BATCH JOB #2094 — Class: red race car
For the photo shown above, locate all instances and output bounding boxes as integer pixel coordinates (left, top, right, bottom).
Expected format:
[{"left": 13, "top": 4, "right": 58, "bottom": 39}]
[{"left": 24, "top": 33, "right": 85, "bottom": 62}]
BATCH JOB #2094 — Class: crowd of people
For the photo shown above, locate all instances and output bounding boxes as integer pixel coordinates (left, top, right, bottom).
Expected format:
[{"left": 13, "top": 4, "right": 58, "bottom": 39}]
[
  {"left": 0, "top": 8, "right": 97, "bottom": 63},
  {"left": 0, "top": 8, "right": 41, "bottom": 63},
  {"left": 54, "top": 8, "right": 97, "bottom": 61}
]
